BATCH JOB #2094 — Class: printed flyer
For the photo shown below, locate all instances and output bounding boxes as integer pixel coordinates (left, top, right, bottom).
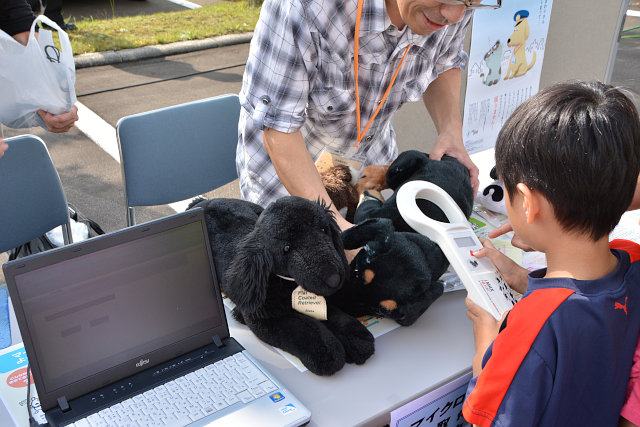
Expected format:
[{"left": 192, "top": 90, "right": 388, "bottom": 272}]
[
  {"left": 463, "top": 0, "right": 553, "bottom": 153},
  {"left": 0, "top": 344, "right": 45, "bottom": 427}
]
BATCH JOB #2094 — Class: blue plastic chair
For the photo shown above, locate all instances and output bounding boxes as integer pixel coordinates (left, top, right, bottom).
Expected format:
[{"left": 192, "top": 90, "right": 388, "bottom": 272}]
[
  {"left": 116, "top": 94, "right": 241, "bottom": 226},
  {"left": 0, "top": 134, "right": 72, "bottom": 253}
]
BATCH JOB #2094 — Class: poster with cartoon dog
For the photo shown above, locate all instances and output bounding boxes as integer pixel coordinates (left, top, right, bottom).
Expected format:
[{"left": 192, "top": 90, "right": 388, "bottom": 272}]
[{"left": 463, "top": 0, "right": 553, "bottom": 154}]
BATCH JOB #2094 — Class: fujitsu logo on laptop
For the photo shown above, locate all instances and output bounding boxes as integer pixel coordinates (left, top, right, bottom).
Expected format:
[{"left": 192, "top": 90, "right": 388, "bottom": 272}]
[{"left": 136, "top": 358, "right": 150, "bottom": 368}]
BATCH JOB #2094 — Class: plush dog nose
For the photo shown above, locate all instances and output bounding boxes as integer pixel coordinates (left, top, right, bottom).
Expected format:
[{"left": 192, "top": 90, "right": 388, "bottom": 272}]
[{"left": 324, "top": 272, "right": 342, "bottom": 289}]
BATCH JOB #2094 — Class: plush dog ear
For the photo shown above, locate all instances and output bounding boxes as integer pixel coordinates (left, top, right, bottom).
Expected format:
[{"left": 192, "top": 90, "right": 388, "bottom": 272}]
[
  {"left": 224, "top": 233, "right": 273, "bottom": 315},
  {"left": 341, "top": 218, "right": 394, "bottom": 250},
  {"left": 386, "top": 150, "right": 428, "bottom": 189}
]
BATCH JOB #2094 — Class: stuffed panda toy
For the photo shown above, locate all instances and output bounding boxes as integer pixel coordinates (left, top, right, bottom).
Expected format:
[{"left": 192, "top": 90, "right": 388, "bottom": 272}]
[{"left": 475, "top": 166, "right": 507, "bottom": 215}]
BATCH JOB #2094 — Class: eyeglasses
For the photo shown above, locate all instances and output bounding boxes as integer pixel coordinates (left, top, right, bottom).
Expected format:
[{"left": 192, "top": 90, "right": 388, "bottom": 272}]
[{"left": 437, "top": 0, "right": 502, "bottom": 9}]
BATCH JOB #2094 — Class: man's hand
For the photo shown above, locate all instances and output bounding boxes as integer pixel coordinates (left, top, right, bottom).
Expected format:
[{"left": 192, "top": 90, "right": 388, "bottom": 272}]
[
  {"left": 472, "top": 238, "right": 529, "bottom": 295},
  {"left": 488, "top": 222, "right": 535, "bottom": 252},
  {"left": 37, "top": 105, "right": 79, "bottom": 133},
  {"left": 429, "top": 130, "right": 479, "bottom": 195},
  {"left": 0, "top": 138, "right": 8, "bottom": 159},
  {"left": 422, "top": 68, "right": 479, "bottom": 195},
  {"left": 465, "top": 296, "right": 506, "bottom": 376}
]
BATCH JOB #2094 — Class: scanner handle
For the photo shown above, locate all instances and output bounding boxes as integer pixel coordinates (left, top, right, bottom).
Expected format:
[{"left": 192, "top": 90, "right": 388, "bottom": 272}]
[{"left": 396, "top": 180, "right": 469, "bottom": 241}]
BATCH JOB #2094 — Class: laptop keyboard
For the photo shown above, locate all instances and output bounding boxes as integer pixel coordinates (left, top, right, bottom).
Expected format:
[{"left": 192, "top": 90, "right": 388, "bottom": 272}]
[{"left": 68, "top": 352, "right": 279, "bottom": 427}]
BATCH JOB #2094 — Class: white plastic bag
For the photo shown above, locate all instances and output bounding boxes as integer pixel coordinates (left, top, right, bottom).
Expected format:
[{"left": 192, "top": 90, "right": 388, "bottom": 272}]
[{"left": 0, "top": 15, "right": 77, "bottom": 129}]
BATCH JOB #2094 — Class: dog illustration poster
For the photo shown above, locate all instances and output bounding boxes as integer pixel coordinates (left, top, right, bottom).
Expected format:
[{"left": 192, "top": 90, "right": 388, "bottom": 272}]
[{"left": 463, "top": 0, "right": 553, "bottom": 154}]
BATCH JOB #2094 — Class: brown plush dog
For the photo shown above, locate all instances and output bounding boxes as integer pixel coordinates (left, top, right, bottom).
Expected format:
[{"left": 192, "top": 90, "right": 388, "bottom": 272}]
[
  {"left": 320, "top": 165, "right": 360, "bottom": 222},
  {"left": 355, "top": 165, "right": 389, "bottom": 195},
  {"left": 320, "top": 164, "right": 392, "bottom": 222}
]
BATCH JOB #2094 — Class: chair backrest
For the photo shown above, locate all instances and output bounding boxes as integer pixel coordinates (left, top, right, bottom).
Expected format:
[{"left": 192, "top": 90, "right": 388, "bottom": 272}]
[
  {"left": 116, "top": 94, "right": 241, "bottom": 226},
  {"left": 0, "top": 134, "right": 72, "bottom": 253}
]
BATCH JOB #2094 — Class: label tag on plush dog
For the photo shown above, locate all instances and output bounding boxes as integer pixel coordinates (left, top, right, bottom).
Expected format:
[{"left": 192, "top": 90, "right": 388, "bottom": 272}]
[{"left": 291, "top": 285, "right": 328, "bottom": 321}]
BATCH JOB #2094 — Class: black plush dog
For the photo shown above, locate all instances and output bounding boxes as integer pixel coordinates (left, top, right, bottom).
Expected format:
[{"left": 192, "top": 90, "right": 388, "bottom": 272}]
[
  {"left": 354, "top": 150, "right": 474, "bottom": 231},
  {"left": 329, "top": 218, "right": 447, "bottom": 326},
  {"left": 188, "top": 197, "right": 375, "bottom": 376}
]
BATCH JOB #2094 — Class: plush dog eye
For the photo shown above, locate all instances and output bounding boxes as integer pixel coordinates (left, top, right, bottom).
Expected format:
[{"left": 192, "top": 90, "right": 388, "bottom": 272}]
[
  {"left": 321, "top": 227, "right": 328, "bottom": 234},
  {"left": 283, "top": 244, "right": 291, "bottom": 254}
]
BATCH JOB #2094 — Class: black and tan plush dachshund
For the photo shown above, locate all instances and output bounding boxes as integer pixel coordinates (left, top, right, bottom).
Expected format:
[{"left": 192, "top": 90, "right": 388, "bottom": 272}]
[
  {"left": 354, "top": 150, "right": 474, "bottom": 231},
  {"left": 329, "top": 218, "right": 447, "bottom": 326}
]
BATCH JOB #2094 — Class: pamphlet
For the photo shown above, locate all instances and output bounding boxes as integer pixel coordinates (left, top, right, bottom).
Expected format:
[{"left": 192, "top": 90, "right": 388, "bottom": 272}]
[
  {"left": 390, "top": 371, "right": 472, "bottom": 427},
  {"left": 0, "top": 343, "right": 45, "bottom": 427}
]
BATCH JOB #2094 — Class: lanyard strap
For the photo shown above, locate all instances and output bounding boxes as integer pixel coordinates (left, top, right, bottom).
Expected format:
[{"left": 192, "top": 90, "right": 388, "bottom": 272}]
[{"left": 354, "top": 0, "right": 411, "bottom": 147}]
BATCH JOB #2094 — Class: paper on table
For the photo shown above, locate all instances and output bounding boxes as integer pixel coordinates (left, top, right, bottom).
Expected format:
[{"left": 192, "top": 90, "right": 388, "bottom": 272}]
[
  {"left": 611, "top": 210, "right": 640, "bottom": 244},
  {"left": 222, "top": 294, "right": 400, "bottom": 372}
]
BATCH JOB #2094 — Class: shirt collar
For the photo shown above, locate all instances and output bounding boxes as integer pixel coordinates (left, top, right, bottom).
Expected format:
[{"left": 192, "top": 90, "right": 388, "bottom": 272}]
[
  {"left": 525, "top": 249, "right": 629, "bottom": 296},
  {"left": 358, "top": 0, "right": 389, "bottom": 35}
]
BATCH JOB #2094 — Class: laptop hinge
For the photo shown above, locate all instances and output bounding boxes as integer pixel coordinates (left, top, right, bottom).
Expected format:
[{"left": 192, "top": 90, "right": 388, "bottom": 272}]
[
  {"left": 212, "top": 335, "right": 224, "bottom": 348},
  {"left": 57, "top": 396, "right": 70, "bottom": 413}
]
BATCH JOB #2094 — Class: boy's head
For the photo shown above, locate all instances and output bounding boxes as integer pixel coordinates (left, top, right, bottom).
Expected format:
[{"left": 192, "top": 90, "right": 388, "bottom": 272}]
[{"left": 495, "top": 81, "right": 640, "bottom": 241}]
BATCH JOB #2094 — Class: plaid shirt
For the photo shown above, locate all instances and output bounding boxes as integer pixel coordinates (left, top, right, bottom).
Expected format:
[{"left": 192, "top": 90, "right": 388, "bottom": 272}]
[{"left": 237, "top": 0, "right": 472, "bottom": 207}]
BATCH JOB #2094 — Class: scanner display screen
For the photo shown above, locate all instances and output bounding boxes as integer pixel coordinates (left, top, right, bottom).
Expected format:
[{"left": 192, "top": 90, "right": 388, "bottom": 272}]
[{"left": 454, "top": 236, "right": 476, "bottom": 248}]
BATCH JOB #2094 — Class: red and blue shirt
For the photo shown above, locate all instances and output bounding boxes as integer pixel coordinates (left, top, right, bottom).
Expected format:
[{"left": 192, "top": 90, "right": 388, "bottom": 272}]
[{"left": 464, "top": 240, "right": 640, "bottom": 427}]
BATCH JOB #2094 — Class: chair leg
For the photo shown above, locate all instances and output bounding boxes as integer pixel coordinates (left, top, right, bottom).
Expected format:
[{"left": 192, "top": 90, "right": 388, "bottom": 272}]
[
  {"left": 127, "top": 206, "right": 136, "bottom": 227},
  {"left": 62, "top": 222, "right": 73, "bottom": 245}
]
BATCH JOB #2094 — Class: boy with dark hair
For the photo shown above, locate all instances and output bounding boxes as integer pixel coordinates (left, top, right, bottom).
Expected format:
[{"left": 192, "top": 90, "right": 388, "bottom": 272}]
[{"left": 462, "top": 81, "right": 640, "bottom": 427}]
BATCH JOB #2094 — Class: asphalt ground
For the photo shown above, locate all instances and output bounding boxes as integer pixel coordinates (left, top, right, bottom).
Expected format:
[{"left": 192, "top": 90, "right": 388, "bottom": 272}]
[{"left": 1, "top": 2, "right": 640, "bottom": 282}]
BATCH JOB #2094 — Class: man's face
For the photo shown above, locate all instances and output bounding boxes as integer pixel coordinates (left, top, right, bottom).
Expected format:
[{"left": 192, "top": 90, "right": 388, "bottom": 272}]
[{"left": 393, "top": 0, "right": 467, "bottom": 35}]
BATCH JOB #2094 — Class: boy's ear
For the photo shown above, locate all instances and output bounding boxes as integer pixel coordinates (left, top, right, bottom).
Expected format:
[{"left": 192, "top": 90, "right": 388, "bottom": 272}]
[{"left": 516, "top": 183, "right": 539, "bottom": 224}]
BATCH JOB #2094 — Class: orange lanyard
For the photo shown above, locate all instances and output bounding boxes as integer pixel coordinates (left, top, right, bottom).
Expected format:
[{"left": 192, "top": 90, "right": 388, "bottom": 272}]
[{"left": 354, "top": 0, "right": 411, "bottom": 147}]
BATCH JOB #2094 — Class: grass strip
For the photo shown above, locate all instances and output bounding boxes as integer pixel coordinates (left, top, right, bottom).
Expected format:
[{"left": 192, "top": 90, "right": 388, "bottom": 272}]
[{"left": 67, "top": 1, "right": 260, "bottom": 55}]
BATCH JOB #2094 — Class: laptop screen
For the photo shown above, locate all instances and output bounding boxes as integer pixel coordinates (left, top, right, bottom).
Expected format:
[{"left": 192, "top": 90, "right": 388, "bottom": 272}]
[{"left": 8, "top": 213, "right": 225, "bottom": 401}]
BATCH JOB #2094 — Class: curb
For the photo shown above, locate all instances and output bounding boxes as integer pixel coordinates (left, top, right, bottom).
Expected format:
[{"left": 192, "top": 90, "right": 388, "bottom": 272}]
[{"left": 74, "top": 32, "right": 253, "bottom": 69}]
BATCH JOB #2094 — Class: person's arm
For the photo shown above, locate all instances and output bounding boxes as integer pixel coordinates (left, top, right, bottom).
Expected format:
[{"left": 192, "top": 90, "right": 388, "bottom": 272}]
[
  {"left": 11, "top": 30, "right": 30, "bottom": 45},
  {"left": 620, "top": 418, "right": 638, "bottom": 427},
  {"left": 423, "top": 68, "right": 479, "bottom": 194},
  {"left": 2, "top": 1, "right": 79, "bottom": 133},
  {"left": 262, "top": 128, "right": 343, "bottom": 222},
  {"left": 463, "top": 308, "right": 551, "bottom": 427},
  {"left": 465, "top": 297, "right": 502, "bottom": 376},
  {"left": 262, "top": 128, "right": 358, "bottom": 260},
  {"left": 0, "top": 0, "right": 36, "bottom": 37},
  {"left": 0, "top": 138, "right": 8, "bottom": 159}
]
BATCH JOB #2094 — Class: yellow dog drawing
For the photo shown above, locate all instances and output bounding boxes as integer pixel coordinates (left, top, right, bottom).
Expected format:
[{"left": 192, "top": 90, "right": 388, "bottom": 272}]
[{"left": 505, "top": 10, "right": 536, "bottom": 80}]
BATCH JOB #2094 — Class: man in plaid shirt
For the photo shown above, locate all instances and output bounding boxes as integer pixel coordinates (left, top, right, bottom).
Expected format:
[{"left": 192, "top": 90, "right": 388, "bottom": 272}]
[{"left": 238, "top": 0, "right": 498, "bottom": 232}]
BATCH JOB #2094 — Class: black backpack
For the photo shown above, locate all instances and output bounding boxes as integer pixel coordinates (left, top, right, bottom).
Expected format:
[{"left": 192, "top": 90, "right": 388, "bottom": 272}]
[{"left": 7, "top": 204, "right": 105, "bottom": 261}]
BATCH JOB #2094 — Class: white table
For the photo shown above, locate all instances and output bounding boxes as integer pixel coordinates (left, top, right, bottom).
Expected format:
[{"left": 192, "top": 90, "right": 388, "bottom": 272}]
[{"left": 227, "top": 290, "right": 475, "bottom": 427}]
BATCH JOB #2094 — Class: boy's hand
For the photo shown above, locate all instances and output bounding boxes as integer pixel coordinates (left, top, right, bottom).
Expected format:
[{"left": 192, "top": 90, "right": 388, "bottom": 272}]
[
  {"left": 465, "top": 297, "right": 506, "bottom": 376},
  {"left": 472, "top": 238, "right": 529, "bottom": 295},
  {"left": 488, "top": 222, "right": 535, "bottom": 252}
]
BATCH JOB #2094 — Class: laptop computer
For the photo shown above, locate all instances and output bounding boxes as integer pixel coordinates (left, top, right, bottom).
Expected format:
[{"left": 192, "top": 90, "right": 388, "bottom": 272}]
[{"left": 2, "top": 208, "right": 311, "bottom": 427}]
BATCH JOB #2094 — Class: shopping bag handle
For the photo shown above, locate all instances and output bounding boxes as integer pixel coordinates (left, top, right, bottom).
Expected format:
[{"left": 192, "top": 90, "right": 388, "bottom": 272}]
[{"left": 29, "top": 15, "right": 74, "bottom": 70}]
